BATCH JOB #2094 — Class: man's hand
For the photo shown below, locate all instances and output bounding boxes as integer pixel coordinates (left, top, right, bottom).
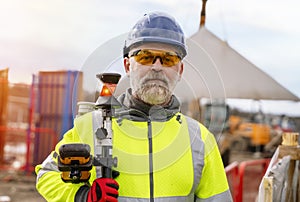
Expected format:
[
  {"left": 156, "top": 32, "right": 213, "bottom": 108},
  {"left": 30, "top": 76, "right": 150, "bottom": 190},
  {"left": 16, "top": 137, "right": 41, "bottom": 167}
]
[{"left": 87, "top": 178, "right": 119, "bottom": 202}]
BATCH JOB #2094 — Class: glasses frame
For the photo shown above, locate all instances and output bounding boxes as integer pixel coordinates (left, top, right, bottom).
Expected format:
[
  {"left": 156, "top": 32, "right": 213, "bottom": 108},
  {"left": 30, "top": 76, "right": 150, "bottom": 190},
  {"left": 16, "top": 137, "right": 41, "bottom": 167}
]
[{"left": 129, "top": 49, "right": 182, "bottom": 67}]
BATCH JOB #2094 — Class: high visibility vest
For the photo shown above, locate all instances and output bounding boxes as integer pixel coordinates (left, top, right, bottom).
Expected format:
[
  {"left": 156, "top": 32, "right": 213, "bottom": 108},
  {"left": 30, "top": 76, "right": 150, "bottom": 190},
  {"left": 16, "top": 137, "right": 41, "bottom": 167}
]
[{"left": 36, "top": 110, "right": 232, "bottom": 202}]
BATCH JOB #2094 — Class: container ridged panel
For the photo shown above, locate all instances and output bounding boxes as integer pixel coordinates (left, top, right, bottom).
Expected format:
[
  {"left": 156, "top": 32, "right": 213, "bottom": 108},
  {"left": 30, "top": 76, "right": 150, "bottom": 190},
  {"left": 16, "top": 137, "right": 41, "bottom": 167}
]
[{"left": 33, "top": 70, "right": 83, "bottom": 164}]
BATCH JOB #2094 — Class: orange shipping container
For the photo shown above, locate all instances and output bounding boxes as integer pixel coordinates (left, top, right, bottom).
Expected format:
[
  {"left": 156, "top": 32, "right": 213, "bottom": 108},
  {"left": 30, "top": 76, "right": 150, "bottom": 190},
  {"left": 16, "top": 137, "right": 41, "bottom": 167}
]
[{"left": 0, "top": 68, "right": 9, "bottom": 163}]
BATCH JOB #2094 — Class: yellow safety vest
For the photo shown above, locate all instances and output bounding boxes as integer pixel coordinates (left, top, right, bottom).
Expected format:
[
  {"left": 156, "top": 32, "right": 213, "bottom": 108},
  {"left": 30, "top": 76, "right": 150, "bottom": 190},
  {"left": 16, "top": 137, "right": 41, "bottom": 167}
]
[{"left": 36, "top": 110, "right": 232, "bottom": 202}]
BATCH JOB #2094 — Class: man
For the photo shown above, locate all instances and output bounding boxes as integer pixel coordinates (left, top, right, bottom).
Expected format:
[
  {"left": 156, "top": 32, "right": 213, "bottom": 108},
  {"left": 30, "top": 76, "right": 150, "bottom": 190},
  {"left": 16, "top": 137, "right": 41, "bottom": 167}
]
[{"left": 36, "top": 11, "right": 232, "bottom": 202}]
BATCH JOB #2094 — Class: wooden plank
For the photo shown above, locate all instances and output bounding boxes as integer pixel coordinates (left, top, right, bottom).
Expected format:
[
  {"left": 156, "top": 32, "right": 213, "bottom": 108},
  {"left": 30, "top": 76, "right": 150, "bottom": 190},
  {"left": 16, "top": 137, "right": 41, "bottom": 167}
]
[
  {"left": 263, "top": 176, "right": 273, "bottom": 202},
  {"left": 278, "top": 146, "right": 300, "bottom": 160},
  {"left": 279, "top": 132, "right": 300, "bottom": 202},
  {"left": 285, "top": 160, "right": 296, "bottom": 202},
  {"left": 282, "top": 132, "right": 299, "bottom": 146}
]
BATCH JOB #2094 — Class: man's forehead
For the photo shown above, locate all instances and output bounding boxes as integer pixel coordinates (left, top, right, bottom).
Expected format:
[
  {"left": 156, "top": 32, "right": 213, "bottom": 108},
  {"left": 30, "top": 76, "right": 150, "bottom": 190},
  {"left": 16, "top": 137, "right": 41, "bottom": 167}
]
[{"left": 129, "top": 43, "right": 179, "bottom": 53}]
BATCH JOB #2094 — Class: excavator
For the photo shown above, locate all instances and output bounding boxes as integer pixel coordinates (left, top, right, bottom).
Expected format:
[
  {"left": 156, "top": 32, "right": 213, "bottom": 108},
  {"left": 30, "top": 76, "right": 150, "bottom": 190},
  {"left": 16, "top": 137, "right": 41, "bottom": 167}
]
[{"left": 200, "top": 101, "right": 271, "bottom": 166}]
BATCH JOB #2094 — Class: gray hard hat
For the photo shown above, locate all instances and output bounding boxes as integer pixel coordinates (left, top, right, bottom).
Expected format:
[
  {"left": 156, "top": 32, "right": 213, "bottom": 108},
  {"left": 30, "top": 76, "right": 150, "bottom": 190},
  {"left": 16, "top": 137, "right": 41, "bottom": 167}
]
[{"left": 123, "top": 11, "right": 187, "bottom": 59}]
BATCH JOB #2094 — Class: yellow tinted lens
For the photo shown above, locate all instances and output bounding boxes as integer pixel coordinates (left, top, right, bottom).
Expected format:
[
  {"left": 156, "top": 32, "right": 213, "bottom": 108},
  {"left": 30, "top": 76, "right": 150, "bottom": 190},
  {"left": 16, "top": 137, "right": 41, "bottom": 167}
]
[
  {"left": 134, "top": 50, "right": 155, "bottom": 65},
  {"left": 133, "top": 49, "right": 180, "bottom": 67},
  {"left": 161, "top": 53, "right": 181, "bottom": 67}
]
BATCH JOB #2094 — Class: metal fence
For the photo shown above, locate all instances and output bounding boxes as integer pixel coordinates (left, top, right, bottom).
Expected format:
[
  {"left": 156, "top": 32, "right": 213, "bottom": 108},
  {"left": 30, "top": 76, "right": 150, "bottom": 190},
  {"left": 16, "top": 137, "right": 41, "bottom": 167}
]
[{"left": 225, "top": 158, "right": 270, "bottom": 202}]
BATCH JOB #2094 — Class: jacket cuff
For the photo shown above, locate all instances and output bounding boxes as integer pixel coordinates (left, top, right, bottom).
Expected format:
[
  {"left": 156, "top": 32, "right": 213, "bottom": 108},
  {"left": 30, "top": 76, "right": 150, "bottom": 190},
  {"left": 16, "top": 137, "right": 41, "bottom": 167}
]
[{"left": 75, "top": 185, "right": 90, "bottom": 202}]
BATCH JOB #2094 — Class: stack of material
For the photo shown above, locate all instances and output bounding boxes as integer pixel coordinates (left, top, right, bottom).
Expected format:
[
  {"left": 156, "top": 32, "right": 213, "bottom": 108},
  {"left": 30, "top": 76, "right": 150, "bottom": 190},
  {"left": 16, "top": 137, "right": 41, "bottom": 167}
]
[{"left": 258, "top": 133, "right": 300, "bottom": 202}]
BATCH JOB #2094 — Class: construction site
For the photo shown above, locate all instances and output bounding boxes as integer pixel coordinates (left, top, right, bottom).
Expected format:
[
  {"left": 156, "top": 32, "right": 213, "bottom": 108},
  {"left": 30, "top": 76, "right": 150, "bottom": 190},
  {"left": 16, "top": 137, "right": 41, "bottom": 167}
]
[
  {"left": 1, "top": 1, "right": 300, "bottom": 202},
  {"left": 1, "top": 57, "right": 300, "bottom": 201}
]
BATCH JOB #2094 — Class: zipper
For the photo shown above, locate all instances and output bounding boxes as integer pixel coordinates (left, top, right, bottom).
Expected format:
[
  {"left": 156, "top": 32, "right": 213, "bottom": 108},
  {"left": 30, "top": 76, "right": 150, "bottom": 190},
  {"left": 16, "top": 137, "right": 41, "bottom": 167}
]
[
  {"left": 147, "top": 120, "right": 154, "bottom": 202},
  {"left": 117, "top": 109, "right": 180, "bottom": 201}
]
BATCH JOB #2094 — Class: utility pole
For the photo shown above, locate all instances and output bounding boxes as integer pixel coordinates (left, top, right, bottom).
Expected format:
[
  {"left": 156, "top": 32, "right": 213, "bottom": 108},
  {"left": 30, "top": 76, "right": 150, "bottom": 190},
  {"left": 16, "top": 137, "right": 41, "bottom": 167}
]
[{"left": 200, "top": 0, "right": 207, "bottom": 28}]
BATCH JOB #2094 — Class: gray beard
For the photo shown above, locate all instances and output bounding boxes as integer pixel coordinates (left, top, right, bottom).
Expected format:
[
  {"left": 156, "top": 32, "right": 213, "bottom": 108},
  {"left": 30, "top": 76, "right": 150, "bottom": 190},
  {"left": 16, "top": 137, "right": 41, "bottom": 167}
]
[{"left": 136, "top": 83, "right": 172, "bottom": 105}]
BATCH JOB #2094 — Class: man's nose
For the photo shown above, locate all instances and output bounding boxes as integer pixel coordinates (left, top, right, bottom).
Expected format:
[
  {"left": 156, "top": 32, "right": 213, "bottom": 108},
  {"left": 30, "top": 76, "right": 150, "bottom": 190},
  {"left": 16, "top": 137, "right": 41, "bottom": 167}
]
[{"left": 151, "top": 57, "right": 163, "bottom": 70}]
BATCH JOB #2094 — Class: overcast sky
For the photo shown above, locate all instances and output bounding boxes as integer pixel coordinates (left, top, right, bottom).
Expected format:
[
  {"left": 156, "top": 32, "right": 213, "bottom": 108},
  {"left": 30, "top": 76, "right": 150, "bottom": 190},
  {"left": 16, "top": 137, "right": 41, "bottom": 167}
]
[{"left": 1, "top": 0, "right": 300, "bottom": 116}]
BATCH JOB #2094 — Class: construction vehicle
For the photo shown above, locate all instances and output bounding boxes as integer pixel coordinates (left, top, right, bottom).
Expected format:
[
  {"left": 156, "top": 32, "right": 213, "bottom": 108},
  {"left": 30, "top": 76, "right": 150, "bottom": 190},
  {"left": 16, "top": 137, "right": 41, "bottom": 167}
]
[
  {"left": 201, "top": 101, "right": 231, "bottom": 166},
  {"left": 201, "top": 101, "right": 272, "bottom": 166},
  {"left": 230, "top": 116, "right": 271, "bottom": 151}
]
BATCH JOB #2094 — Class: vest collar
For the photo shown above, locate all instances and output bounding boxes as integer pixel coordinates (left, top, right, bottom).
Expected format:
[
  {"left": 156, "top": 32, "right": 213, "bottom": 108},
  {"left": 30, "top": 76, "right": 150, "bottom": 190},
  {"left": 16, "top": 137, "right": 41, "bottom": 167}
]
[{"left": 116, "top": 88, "right": 181, "bottom": 122}]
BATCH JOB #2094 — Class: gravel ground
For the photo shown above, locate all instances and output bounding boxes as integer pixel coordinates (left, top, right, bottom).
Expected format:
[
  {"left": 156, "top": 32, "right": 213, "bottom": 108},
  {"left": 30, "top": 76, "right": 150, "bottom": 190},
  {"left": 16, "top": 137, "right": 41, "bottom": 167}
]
[{"left": 0, "top": 170, "right": 45, "bottom": 202}]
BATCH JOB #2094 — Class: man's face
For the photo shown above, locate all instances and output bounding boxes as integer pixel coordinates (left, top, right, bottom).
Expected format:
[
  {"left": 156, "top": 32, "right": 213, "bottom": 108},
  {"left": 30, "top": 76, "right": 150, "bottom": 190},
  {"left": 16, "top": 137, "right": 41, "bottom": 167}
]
[{"left": 124, "top": 43, "right": 184, "bottom": 105}]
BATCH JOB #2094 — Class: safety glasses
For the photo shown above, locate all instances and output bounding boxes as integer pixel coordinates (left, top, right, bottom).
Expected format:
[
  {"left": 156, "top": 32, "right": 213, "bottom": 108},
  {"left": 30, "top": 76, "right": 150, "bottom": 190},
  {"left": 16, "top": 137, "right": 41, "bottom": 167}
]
[{"left": 129, "top": 49, "right": 182, "bottom": 67}]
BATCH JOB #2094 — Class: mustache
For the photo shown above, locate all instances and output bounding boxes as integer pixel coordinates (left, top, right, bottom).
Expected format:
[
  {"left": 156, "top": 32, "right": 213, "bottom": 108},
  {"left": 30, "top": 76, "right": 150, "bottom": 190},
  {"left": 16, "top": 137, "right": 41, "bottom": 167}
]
[{"left": 141, "top": 72, "right": 168, "bottom": 86}]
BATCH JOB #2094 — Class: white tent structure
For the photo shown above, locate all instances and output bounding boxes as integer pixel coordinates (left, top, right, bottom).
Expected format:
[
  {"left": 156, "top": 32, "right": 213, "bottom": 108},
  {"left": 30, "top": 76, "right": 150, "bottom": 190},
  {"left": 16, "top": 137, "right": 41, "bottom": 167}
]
[{"left": 186, "top": 27, "right": 299, "bottom": 101}]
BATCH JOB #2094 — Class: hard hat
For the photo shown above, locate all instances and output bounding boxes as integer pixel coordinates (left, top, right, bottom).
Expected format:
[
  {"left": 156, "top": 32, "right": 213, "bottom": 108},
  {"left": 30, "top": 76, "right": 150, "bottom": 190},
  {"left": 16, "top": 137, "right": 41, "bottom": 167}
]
[{"left": 123, "top": 11, "right": 187, "bottom": 59}]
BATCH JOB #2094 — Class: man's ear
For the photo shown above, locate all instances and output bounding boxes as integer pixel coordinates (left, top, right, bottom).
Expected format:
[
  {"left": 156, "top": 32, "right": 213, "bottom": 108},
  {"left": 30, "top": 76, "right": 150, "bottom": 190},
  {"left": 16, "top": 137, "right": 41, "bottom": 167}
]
[
  {"left": 124, "top": 57, "right": 130, "bottom": 75},
  {"left": 178, "top": 62, "right": 184, "bottom": 79}
]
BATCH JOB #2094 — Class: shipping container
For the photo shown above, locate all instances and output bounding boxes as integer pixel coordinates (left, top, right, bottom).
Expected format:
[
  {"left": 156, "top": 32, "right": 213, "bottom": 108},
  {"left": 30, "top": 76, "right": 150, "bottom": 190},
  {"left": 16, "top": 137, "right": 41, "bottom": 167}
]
[
  {"left": 32, "top": 70, "right": 83, "bottom": 165},
  {"left": 0, "top": 68, "right": 9, "bottom": 163}
]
